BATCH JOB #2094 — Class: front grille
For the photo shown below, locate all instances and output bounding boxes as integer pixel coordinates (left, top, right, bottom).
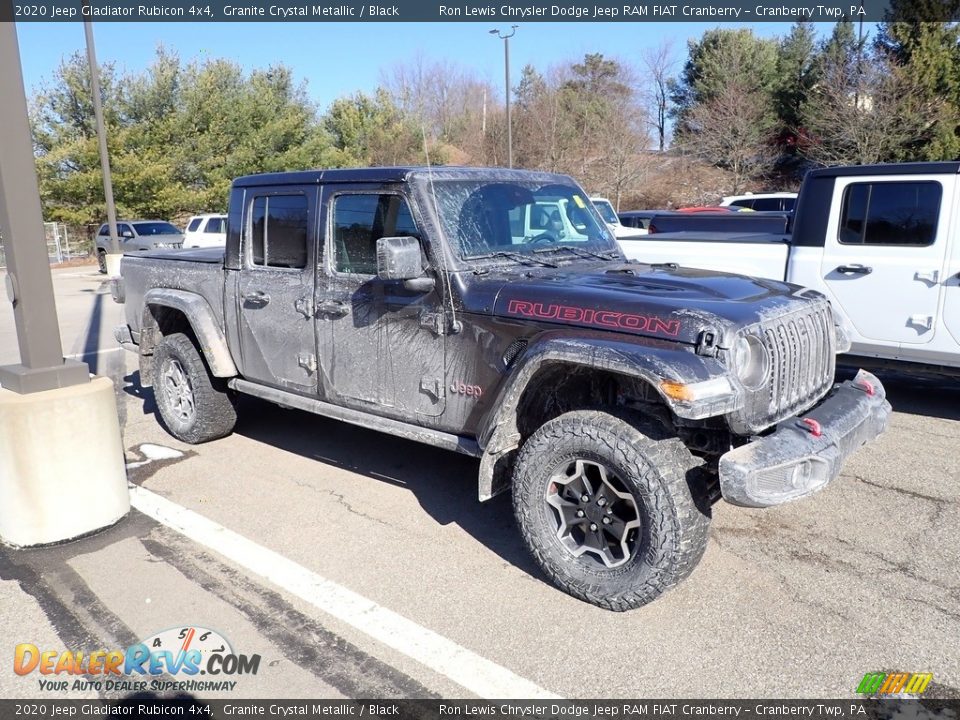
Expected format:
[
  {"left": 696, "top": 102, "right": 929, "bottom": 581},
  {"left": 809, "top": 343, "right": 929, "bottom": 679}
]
[{"left": 729, "top": 299, "right": 836, "bottom": 434}]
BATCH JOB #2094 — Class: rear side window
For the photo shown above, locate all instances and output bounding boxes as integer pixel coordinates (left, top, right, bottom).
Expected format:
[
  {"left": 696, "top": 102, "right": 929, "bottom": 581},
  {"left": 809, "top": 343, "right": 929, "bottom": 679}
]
[
  {"left": 205, "top": 217, "right": 225, "bottom": 234},
  {"left": 752, "top": 197, "right": 781, "bottom": 211},
  {"left": 332, "top": 194, "right": 419, "bottom": 275},
  {"left": 730, "top": 199, "right": 753, "bottom": 209},
  {"left": 248, "top": 194, "right": 309, "bottom": 269},
  {"left": 187, "top": 218, "right": 202, "bottom": 232},
  {"left": 839, "top": 181, "right": 941, "bottom": 246}
]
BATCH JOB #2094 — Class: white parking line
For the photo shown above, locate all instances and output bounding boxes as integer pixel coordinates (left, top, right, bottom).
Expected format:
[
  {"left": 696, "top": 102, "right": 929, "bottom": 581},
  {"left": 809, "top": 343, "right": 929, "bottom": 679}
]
[{"left": 129, "top": 485, "right": 560, "bottom": 700}]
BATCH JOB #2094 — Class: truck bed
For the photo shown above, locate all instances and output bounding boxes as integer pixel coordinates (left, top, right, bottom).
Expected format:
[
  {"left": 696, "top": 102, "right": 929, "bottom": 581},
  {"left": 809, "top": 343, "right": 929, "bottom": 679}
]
[
  {"left": 618, "top": 231, "right": 791, "bottom": 281},
  {"left": 133, "top": 247, "right": 225, "bottom": 263},
  {"left": 120, "top": 251, "right": 227, "bottom": 339}
]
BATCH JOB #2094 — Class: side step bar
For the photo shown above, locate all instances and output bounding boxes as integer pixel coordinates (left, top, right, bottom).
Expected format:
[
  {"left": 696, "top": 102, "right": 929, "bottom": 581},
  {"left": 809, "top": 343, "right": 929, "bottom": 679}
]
[{"left": 229, "top": 379, "right": 482, "bottom": 458}]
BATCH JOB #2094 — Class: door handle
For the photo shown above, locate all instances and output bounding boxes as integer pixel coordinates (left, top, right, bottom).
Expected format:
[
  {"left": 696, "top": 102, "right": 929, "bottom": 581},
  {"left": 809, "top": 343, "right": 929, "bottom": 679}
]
[
  {"left": 914, "top": 270, "right": 939, "bottom": 283},
  {"left": 317, "top": 299, "right": 349, "bottom": 318},
  {"left": 835, "top": 265, "right": 872, "bottom": 275},
  {"left": 241, "top": 290, "right": 270, "bottom": 306}
]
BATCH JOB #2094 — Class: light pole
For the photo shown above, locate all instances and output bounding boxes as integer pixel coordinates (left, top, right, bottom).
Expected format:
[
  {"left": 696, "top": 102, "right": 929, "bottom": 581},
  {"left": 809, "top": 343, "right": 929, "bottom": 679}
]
[
  {"left": 490, "top": 26, "right": 518, "bottom": 168},
  {"left": 83, "top": 9, "right": 120, "bottom": 268}
]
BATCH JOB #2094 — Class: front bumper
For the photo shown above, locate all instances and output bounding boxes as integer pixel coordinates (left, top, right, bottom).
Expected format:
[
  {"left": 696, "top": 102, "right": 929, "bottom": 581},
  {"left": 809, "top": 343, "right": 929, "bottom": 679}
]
[{"left": 718, "top": 370, "right": 891, "bottom": 508}]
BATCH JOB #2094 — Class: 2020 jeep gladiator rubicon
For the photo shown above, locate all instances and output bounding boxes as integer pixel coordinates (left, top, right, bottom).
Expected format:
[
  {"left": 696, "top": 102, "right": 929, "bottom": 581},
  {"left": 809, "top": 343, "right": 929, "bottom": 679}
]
[{"left": 114, "top": 166, "right": 891, "bottom": 610}]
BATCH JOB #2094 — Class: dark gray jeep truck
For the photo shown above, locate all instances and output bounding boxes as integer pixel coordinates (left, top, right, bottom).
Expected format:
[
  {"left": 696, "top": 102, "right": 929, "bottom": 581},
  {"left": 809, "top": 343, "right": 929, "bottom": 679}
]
[{"left": 114, "top": 166, "right": 891, "bottom": 610}]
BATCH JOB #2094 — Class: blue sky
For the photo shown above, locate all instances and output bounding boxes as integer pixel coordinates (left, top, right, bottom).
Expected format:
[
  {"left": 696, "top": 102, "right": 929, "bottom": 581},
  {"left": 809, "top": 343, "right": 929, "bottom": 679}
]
[{"left": 12, "top": 21, "right": 843, "bottom": 110}]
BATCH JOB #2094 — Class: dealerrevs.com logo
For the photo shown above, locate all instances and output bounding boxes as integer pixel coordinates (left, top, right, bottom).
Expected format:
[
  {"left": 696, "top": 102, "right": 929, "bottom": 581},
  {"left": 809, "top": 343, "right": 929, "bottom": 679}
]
[{"left": 14, "top": 626, "right": 260, "bottom": 694}]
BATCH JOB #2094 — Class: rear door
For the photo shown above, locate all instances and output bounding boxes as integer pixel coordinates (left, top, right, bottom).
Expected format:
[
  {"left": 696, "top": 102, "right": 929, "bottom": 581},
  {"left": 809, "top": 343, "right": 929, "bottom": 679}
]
[
  {"left": 820, "top": 176, "right": 952, "bottom": 348},
  {"left": 236, "top": 186, "right": 319, "bottom": 394}
]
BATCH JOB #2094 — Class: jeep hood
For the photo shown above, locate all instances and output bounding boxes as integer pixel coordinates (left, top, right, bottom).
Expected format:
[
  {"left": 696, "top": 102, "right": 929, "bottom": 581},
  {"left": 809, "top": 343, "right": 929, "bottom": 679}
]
[{"left": 475, "top": 262, "right": 807, "bottom": 346}]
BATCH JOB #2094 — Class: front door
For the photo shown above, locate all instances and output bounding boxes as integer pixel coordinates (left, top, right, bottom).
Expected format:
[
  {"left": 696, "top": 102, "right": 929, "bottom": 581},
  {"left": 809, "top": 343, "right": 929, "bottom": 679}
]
[
  {"left": 820, "top": 176, "right": 951, "bottom": 347},
  {"left": 237, "top": 187, "right": 318, "bottom": 394},
  {"left": 317, "top": 186, "right": 446, "bottom": 418}
]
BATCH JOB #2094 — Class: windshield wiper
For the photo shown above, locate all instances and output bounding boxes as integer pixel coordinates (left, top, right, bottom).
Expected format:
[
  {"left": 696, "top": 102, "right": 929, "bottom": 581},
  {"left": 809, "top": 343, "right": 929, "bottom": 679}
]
[
  {"left": 534, "top": 245, "right": 618, "bottom": 261},
  {"left": 468, "top": 250, "right": 559, "bottom": 268}
]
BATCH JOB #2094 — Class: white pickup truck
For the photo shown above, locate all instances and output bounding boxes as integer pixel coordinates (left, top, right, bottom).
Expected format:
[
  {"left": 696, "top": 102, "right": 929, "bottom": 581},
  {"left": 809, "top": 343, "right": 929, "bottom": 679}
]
[{"left": 619, "top": 162, "right": 960, "bottom": 373}]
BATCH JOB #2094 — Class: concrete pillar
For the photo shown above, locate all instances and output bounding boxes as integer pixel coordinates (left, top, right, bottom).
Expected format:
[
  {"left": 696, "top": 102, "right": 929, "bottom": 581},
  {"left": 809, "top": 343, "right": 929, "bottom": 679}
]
[
  {"left": 0, "top": 23, "right": 129, "bottom": 546},
  {"left": 0, "top": 378, "right": 129, "bottom": 547}
]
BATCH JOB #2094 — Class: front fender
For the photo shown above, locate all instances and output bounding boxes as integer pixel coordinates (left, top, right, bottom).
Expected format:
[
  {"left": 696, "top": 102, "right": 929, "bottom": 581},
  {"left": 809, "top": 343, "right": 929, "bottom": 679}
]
[
  {"left": 142, "top": 289, "right": 237, "bottom": 379},
  {"left": 476, "top": 331, "right": 740, "bottom": 501}
]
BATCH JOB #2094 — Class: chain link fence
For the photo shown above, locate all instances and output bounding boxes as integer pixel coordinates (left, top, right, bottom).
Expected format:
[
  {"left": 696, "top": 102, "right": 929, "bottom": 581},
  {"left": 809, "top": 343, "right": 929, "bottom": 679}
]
[{"left": 0, "top": 222, "right": 91, "bottom": 269}]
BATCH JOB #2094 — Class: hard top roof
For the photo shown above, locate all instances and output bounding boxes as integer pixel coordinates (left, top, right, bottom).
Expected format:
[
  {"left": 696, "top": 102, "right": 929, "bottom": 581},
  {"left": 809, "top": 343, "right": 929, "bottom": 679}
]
[
  {"left": 807, "top": 161, "right": 960, "bottom": 179},
  {"left": 232, "top": 166, "right": 572, "bottom": 188}
]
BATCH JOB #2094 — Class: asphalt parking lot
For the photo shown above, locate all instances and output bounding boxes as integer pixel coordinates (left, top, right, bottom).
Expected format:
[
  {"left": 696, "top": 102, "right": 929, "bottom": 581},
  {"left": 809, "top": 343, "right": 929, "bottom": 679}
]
[{"left": 1, "top": 264, "right": 958, "bottom": 700}]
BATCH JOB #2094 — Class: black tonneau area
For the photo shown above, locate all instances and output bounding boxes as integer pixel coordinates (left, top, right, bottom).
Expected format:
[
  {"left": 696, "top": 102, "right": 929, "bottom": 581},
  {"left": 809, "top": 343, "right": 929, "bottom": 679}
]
[
  {"left": 131, "top": 247, "right": 224, "bottom": 263},
  {"left": 638, "top": 231, "right": 790, "bottom": 244}
]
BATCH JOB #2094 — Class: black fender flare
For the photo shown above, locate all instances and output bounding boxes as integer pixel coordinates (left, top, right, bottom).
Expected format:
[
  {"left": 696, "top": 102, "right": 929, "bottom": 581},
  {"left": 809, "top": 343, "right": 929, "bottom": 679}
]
[
  {"left": 475, "top": 332, "right": 739, "bottom": 501},
  {"left": 139, "top": 289, "right": 237, "bottom": 384}
]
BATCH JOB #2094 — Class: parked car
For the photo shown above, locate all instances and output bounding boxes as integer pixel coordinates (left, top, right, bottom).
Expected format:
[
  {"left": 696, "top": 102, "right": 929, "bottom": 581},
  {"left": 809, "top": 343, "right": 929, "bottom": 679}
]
[
  {"left": 96, "top": 220, "right": 184, "bottom": 274},
  {"left": 184, "top": 214, "right": 227, "bottom": 248},
  {"left": 114, "top": 165, "right": 890, "bottom": 610},
  {"left": 590, "top": 197, "right": 646, "bottom": 239},
  {"left": 720, "top": 192, "right": 798, "bottom": 212},
  {"left": 676, "top": 206, "right": 735, "bottom": 213},
  {"left": 618, "top": 210, "right": 658, "bottom": 234},
  {"left": 619, "top": 162, "right": 960, "bottom": 374}
]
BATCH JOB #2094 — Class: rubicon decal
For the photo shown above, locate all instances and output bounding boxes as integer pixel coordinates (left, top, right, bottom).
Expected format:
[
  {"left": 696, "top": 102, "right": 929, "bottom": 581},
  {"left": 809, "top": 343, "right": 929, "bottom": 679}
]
[{"left": 507, "top": 300, "right": 681, "bottom": 337}]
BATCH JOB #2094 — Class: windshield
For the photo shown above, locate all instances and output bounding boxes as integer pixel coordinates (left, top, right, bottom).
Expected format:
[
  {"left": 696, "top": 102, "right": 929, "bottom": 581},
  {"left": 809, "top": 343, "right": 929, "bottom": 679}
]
[
  {"left": 592, "top": 199, "right": 619, "bottom": 225},
  {"left": 422, "top": 179, "right": 618, "bottom": 260},
  {"left": 133, "top": 222, "right": 181, "bottom": 236}
]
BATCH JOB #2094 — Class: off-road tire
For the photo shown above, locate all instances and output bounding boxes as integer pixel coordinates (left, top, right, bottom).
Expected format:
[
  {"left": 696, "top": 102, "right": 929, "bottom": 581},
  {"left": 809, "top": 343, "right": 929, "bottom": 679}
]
[
  {"left": 153, "top": 332, "right": 237, "bottom": 444},
  {"left": 97, "top": 249, "right": 107, "bottom": 274},
  {"left": 512, "top": 409, "right": 710, "bottom": 611}
]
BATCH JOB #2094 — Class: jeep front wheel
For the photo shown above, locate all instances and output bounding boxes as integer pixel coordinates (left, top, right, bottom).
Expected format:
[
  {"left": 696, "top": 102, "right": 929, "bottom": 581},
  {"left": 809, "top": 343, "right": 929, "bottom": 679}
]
[
  {"left": 512, "top": 409, "right": 710, "bottom": 611},
  {"left": 153, "top": 332, "right": 237, "bottom": 444}
]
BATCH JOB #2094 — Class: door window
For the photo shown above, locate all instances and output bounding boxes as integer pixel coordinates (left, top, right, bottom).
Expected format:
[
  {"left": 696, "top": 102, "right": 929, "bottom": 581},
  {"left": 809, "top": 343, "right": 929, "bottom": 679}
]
[
  {"left": 838, "top": 182, "right": 941, "bottom": 246},
  {"left": 332, "top": 194, "right": 419, "bottom": 275},
  {"left": 187, "top": 218, "right": 202, "bottom": 232},
  {"left": 248, "top": 195, "right": 308, "bottom": 269}
]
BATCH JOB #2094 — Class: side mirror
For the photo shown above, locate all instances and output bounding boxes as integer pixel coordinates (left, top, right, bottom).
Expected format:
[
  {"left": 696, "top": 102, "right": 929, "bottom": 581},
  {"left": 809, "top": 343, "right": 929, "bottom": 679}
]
[
  {"left": 121, "top": 230, "right": 135, "bottom": 239},
  {"left": 376, "top": 236, "right": 435, "bottom": 292}
]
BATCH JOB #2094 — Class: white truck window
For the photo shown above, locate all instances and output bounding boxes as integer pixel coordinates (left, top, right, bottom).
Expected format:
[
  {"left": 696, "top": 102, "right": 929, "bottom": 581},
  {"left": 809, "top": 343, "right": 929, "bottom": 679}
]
[{"left": 838, "top": 181, "right": 941, "bottom": 247}]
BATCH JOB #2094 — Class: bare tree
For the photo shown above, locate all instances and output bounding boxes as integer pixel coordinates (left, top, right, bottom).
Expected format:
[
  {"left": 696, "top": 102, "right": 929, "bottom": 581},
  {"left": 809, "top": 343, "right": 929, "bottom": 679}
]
[
  {"left": 640, "top": 41, "right": 675, "bottom": 152},
  {"left": 800, "top": 54, "right": 942, "bottom": 166},
  {"left": 679, "top": 81, "right": 777, "bottom": 193},
  {"left": 381, "top": 55, "right": 498, "bottom": 164}
]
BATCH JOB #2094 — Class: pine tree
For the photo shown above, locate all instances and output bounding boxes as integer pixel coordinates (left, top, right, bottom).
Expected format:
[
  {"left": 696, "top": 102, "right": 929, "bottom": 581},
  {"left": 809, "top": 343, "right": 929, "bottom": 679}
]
[{"left": 874, "top": 0, "right": 960, "bottom": 159}]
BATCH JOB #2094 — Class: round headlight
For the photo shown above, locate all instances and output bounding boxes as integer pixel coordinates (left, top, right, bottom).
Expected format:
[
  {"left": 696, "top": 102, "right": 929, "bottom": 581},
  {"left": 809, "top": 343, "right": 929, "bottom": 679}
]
[{"left": 733, "top": 334, "right": 769, "bottom": 390}]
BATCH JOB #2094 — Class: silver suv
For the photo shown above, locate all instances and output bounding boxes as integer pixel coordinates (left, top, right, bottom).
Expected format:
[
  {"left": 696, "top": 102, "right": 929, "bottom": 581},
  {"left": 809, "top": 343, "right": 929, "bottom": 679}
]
[{"left": 96, "top": 220, "right": 184, "bottom": 273}]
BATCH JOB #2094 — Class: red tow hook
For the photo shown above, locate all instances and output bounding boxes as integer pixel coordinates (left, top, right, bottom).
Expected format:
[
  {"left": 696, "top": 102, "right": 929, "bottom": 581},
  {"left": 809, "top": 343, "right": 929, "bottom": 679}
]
[
  {"left": 799, "top": 417, "right": 823, "bottom": 437},
  {"left": 854, "top": 378, "right": 876, "bottom": 396}
]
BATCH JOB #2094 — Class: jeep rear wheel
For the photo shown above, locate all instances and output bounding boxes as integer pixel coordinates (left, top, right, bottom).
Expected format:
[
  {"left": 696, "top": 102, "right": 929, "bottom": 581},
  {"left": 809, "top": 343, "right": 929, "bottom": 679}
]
[
  {"left": 153, "top": 332, "right": 237, "bottom": 444},
  {"left": 512, "top": 409, "right": 710, "bottom": 611}
]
